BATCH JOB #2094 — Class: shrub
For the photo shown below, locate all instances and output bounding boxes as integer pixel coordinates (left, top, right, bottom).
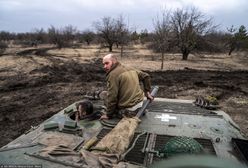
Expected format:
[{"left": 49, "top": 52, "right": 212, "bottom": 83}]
[{"left": 0, "top": 42, "right": 8, "bottom": 55}]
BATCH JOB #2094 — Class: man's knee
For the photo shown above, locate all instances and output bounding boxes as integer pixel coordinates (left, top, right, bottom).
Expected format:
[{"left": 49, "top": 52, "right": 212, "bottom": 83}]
[{"left": 118, "top": 109, "right": 139, "bottom": 118}]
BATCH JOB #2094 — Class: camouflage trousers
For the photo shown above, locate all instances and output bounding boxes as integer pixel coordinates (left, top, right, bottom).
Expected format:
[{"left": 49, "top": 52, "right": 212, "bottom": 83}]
[{"left": 118, "top": 108, "right": 140, "bottom": 118}]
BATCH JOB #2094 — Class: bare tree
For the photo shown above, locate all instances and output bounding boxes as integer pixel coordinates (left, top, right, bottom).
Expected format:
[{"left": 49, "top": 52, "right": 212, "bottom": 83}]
[
  {"left": 47, "top": 25, "right": 77, "bottom": 48},
  {"left": 171, "top": 7, "right": 215, "bottom": 60},
  {"left": 0, "top": 41, "right": 8, "bottom": 55},
  {"left": 226, "top": 25, "right": 237, "bottom": 55},
  {"left": 115, "top": 15, "right": 130, "bottom": 57},
  {"left": 152, "top": 10, "right": 172, "bottom": 69},
  {"left": 139, "top": 29, "right": 150, "bottom": 44},
  {"left": 94, "top": 17, "right": 117, "bottom": 52},
  {"left": 94, "top": 16, "right": 130, "bottom": 52},
  {"left": 81, "top": 30, "right": 96, "bottom": 45},
  {"left": 63, "top": 25, "right": 78, "bottom": 43},
  {"left": 48, "top": 25, "right": 63, "bottom": 48},
  {"left": 0, "top": 31, "right": 13, "bottom": 41},
  {"left": 130, "top": 31, "right": 139, "bottom": 44},
  {"left": 227, "top": 25, "right": 248, "bottom": 55},
  {"left": 31, "top": 28, "right": 48, "bottom": 46},
  {"left": 195, "top": 31, "right": 227, "bottom": 53}
]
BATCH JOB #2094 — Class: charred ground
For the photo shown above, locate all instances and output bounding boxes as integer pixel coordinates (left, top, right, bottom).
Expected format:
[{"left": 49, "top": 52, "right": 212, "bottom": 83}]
[{"left": 0, "top": 47, "right": 248, "bottom": 147}]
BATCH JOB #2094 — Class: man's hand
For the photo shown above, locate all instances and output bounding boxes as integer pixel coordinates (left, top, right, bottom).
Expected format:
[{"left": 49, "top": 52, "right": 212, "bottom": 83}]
[
  {"left": 146, "top": 91, "right": 154, "bottom": 101},
  {"left": 99, "top": 114, "right": 109, "bottom": 120}
]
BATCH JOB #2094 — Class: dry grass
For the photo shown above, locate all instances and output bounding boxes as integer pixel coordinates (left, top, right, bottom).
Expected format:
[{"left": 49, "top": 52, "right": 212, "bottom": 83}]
[
  {"left": 1, "top": 44, "right": 248, "bottom": 75},
  {"left": 1, "top": 44, "right": 248, "bottom": 79}
]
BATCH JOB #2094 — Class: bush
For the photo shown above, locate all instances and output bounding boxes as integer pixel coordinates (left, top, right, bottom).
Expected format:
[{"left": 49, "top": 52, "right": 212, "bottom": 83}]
[{"left": 0, "top": 42, "right": 8, "bottom": 55}]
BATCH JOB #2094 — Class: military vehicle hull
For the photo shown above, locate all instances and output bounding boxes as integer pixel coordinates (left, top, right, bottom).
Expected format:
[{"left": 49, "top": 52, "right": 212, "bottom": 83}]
[{"left": 1, "top": 98, "right": 248, "bottom": 167}]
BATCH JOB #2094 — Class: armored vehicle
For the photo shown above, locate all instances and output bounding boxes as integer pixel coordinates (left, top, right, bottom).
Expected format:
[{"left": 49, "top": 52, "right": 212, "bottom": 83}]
[{"left": 1, "top": 87, "right": 248, "bottom": 167}]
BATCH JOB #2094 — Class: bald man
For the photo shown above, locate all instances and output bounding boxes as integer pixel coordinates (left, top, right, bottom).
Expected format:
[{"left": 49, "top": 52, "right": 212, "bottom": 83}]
[{"left": 100, "top": 54, "right": 153, "bottom": 120}]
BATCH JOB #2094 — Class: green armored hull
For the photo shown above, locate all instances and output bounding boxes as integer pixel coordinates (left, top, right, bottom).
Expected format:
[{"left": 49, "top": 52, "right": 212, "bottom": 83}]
[{"left": 1, "top": 98, "right": 248, "bottom": 167}]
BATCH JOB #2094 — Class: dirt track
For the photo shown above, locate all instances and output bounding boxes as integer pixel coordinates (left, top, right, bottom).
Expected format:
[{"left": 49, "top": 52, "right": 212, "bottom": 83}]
[{"left": 0, "top": 47, "right": 248, "bottom": 147}]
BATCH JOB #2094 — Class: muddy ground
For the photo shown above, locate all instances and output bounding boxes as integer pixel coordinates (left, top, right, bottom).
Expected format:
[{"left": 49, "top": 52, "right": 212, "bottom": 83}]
[{"left": 0, "top": 47, "right": 248, "bottom": 147}]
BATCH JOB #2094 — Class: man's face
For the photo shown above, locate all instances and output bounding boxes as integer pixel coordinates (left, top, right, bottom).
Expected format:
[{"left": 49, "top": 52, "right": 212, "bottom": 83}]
[
  {"left": 103, "top": 58, "right": 113, "bottom": 72},
  {"left": 78, "top": 105, "right": 86, "bottom": 116}
]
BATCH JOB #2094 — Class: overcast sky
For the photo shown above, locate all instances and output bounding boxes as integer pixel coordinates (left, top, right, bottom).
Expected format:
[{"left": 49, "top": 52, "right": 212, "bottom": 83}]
[{"left": 0, "top": 0, "right": 247, "bottom": 33}]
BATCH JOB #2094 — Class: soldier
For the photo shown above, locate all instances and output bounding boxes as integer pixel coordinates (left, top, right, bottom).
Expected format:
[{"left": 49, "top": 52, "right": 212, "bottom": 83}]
[
  {"left": 75, "top": 100, "right": 104, "bottom": 122},
  {"left": 100, "top": 54, "right": 154, "bottom": 120}
]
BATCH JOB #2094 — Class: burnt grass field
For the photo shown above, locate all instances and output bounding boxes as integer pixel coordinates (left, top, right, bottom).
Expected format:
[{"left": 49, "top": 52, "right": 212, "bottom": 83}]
[{"left": 0, "top": 48, "right": 248, "bottom": 147}]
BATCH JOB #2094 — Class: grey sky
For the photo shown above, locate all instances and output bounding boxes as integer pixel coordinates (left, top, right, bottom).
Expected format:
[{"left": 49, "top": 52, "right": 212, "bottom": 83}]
[{"left": 0, "top": 0, "right": 247, "bottom": 33}]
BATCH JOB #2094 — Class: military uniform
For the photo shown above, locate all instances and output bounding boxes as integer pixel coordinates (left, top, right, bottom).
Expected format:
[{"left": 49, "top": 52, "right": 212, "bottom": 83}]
[{"left": 105, "top": 62, "right": 151, "bottom": 118}]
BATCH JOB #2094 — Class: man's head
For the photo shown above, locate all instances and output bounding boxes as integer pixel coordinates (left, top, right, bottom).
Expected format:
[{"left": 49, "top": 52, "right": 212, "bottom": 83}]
[
  {"left": 76, "top": 100, "right": 93, "bottom": 116},
  {"left": 102, "top": 54, "right": 117, "bottom": 72}
]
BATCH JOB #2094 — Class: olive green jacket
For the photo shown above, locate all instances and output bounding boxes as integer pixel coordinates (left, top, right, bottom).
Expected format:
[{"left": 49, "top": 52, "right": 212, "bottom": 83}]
[{"left": 106, "top": 62, "right": 151, "bottom": 118}]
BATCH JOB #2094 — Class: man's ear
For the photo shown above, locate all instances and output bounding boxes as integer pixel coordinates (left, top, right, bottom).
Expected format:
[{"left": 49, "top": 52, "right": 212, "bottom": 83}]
[{"left": 111, "top": 56, "right": 117, "bottom": 64}]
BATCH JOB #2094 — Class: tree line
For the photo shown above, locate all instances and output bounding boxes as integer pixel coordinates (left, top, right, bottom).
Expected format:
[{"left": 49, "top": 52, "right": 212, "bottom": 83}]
[{"left": 0, "top": 7, "right": 248, "bottom": 66}]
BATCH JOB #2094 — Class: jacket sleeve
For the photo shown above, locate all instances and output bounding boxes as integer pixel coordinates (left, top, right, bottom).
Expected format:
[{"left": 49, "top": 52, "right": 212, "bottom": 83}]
[
  {"left": 136, "top": 70, "right": 151, "bottom": 92},
  {"left": 106, "top": 75, "right": 119, "bottom": 118}
]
